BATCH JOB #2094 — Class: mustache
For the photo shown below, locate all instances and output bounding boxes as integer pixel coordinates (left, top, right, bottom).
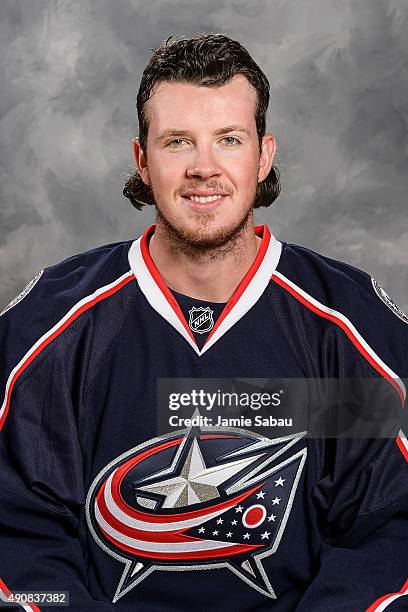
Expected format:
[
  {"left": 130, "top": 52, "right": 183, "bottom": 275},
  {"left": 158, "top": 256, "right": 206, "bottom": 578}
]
[{"left": 178, "top": 183, "right": 232, "bottom": 195}]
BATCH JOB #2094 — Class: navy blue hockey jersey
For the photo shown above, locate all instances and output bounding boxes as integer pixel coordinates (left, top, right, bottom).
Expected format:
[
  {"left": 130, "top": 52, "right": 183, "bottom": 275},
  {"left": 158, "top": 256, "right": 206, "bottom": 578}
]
[{"left": 0, "top": 224, "right": 407, "bottom": 611}]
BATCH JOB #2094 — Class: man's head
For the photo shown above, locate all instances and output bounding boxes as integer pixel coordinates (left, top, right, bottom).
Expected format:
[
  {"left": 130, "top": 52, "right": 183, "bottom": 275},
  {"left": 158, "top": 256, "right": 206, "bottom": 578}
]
[{"left": 124, "top": 33, "right": 280, "bottom": 249}]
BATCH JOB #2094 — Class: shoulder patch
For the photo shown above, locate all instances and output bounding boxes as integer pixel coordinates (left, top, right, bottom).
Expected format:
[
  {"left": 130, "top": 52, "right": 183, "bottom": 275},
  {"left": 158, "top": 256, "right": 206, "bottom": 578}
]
[
  {"left": 371, "top": 277, "right": 408, "bottom": 325},
  {"left": 0, "top": 270, "right": 44, "bottom": 317}
]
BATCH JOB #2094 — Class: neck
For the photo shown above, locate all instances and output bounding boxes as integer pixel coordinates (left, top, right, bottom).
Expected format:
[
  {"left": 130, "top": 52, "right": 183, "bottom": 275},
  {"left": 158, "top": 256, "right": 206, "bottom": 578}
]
[{"left": 148, "top": 216, "right": 262, "bottom": 303}]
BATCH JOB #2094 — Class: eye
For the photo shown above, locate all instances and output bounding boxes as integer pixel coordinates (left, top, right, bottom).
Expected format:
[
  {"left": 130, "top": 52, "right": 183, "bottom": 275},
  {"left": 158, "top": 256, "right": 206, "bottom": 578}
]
[
  {"left": 222, "top": 136, "right": 241, "bottom": 146},
  {"left": 168, "top": 139, "right": 188, "bottom": 147}
]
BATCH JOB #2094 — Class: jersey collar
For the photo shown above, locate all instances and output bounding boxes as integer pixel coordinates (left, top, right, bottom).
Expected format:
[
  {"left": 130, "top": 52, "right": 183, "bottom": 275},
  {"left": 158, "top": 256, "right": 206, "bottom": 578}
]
[{"left": 128, "top": 224, "right": 282, "bottom": 356}]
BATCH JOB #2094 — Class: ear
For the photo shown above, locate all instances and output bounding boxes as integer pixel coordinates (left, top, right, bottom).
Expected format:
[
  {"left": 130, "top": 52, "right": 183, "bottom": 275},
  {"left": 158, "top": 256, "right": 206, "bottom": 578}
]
[
  {"left": 258, "top": 134, "right": 277, "bottom": 183},
  {"left": 132, "top": 137, "right": 150, "bottom": 185}
]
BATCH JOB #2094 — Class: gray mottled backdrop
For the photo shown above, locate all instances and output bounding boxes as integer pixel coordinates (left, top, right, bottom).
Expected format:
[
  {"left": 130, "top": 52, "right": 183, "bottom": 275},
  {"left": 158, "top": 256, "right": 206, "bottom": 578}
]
[{"left": 1, "top": 0, "right": 407, "bottom": 310}]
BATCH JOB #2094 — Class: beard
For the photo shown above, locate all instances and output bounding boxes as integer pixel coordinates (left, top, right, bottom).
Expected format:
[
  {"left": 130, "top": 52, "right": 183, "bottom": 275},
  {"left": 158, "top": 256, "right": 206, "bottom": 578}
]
[{"left": 150, "top": 186, "right": 257, "bottom": 261}]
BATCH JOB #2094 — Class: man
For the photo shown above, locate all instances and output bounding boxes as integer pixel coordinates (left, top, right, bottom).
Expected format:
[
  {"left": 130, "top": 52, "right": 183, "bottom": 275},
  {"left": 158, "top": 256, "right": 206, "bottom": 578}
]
[{"left": 0, "top": 33, "right": 407, "bottom": 611}]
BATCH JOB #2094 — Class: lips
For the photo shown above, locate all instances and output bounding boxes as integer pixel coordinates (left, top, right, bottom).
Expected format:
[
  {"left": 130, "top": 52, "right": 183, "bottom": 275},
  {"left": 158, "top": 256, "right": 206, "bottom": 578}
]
[
  {"left": 186, "top": 194, "right": 225, "bottom": 203},
  {"left": 181, "top": 194, "right": 228, "bottom": 209},
  {"left": 182, "top": 190, "right": 228, "bottom": 196}
]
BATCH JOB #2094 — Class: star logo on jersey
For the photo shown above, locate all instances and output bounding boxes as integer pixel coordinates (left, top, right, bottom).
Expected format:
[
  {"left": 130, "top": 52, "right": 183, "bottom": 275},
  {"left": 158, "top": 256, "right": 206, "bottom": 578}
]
[
  {"left": 188, "top": 306, "right": 214, "bottom": 334},
  {"left": 86, "top": 420, "right": 307, "bottom": 602}
]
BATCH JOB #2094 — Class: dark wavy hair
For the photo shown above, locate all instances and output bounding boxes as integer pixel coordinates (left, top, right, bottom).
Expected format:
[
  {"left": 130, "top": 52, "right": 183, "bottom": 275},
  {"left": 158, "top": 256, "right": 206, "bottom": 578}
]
[{"left": 123, "top": 32, "right": 280, "bottom": 210}]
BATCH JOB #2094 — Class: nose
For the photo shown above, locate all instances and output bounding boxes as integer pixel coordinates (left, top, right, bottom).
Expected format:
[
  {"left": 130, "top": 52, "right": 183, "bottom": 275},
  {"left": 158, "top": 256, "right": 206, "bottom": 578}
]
[{"left": 186, "top": 146, "right": 222, "bottom": 180}]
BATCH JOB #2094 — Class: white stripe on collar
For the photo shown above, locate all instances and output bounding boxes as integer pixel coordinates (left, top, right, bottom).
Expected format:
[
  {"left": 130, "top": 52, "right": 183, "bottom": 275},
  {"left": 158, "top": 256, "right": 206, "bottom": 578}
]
[{"left": 128, "top": 224, "right": 282, "bottom": 356}]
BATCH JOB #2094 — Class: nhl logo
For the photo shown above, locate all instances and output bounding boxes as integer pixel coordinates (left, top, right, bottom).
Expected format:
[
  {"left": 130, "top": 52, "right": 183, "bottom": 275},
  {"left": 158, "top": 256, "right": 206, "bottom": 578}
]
[{"left": 188, "top": 306, "right": 214, "bottom": 334}]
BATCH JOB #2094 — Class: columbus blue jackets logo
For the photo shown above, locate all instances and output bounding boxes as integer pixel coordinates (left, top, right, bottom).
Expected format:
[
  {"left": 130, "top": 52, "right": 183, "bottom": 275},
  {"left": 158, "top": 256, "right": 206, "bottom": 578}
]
[
  {"left": 86, "top": 423, "right": 307, "bottom": 602},
  {"left": 188, "top": 306, "right": 214, "bottom": 334}
]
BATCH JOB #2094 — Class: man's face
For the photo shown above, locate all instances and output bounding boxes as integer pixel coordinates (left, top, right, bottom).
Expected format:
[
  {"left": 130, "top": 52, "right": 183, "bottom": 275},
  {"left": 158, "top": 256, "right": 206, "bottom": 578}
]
[{"left": 134, "top": 75, "right": 275, "bottom": 247}]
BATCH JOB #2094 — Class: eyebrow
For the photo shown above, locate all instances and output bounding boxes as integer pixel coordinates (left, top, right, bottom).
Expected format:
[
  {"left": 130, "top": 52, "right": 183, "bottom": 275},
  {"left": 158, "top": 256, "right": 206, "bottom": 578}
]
[{"left": 154, "top": 125, "right": 251, "bottom": 143}]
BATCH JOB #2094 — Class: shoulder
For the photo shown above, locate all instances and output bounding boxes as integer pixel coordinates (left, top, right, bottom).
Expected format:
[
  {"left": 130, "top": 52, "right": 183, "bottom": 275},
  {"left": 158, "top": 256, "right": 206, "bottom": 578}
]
[
  {"left": 275, "top": 241, "right": 407, "bottom": 326},
  {"left": 273, "top": 242, "right": 408, "bottom": 381},
  {"left": 1, "top": 239, "right": 135, "bottom": 326},
  {"left": 275, "top": 242, "right": 376, "bottom": 306},
  {"left": 0, "top": 240, "right": 137, "bottom": 428}
]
